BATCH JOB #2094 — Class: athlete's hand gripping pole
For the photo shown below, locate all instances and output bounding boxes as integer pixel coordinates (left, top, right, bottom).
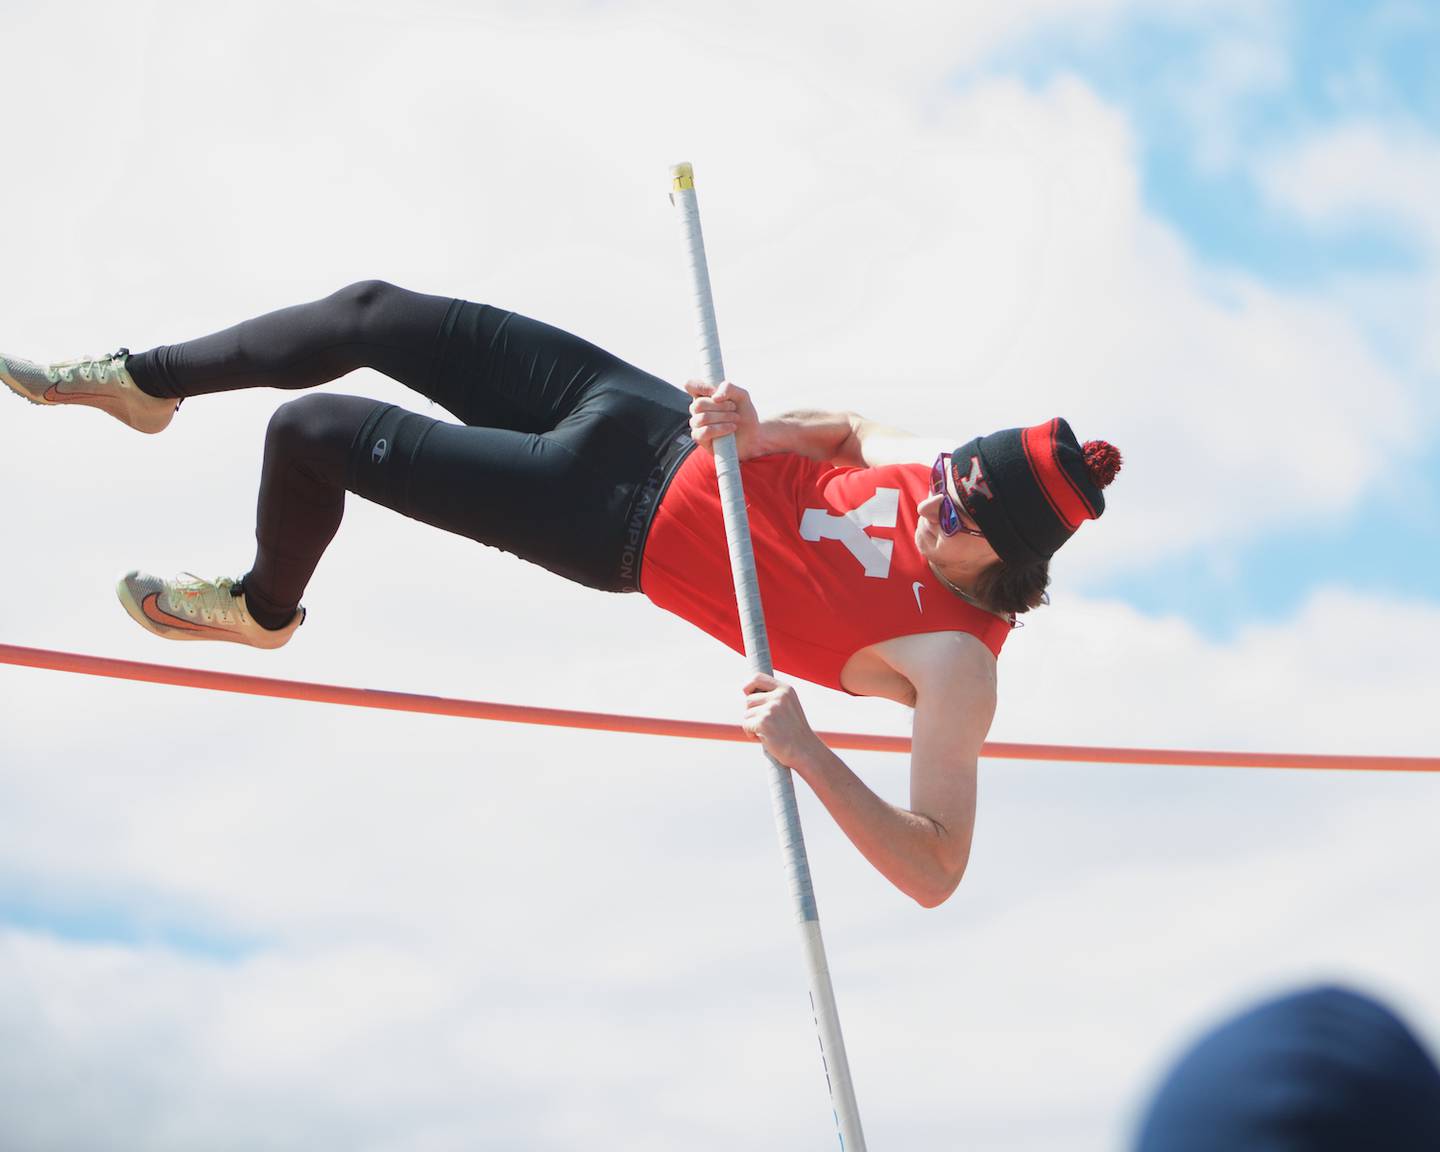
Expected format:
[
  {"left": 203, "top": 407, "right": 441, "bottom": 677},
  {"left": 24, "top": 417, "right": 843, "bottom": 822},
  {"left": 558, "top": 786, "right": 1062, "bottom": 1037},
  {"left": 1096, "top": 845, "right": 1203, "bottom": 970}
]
[{"left": 669, "top": 162, "right": 868, "bottom": 1152}]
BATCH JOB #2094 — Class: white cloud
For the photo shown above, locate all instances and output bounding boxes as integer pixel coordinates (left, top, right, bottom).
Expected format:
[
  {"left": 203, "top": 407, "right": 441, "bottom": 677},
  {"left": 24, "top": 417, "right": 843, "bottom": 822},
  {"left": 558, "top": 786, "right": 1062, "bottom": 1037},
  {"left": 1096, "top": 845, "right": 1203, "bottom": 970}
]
[
  {"left": 3, "top": 581, "right": 1437, "bottom": 1151},
  {"left": 1259, "top": 120, "right": 1440, "bottom": 250},
  {"left": 994, "top": 586, "right": 1440, "bottom": 754},
  {"left": 1, "top": 1, "right": 1437, "bottom": 1150},
  {"left": 1171, "top": 23, "right": 1291, "bottom": 174},
  {"left": 1256, "top": 119, "right": 1440, "bottom": 383}
]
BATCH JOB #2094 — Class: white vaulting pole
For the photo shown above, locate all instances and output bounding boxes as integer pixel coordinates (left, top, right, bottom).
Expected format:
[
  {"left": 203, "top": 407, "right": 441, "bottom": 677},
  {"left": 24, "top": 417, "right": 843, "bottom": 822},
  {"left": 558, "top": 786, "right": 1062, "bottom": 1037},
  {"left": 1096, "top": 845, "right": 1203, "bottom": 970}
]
[{"left": 669, "top": 161, "right": 868, "bottom": 1152}]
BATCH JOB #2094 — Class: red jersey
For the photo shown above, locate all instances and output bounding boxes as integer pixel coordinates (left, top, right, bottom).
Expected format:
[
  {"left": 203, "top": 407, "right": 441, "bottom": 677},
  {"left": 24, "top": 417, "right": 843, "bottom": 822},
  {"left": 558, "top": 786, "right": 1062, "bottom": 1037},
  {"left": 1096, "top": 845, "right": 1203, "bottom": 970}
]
[{"left": 641, "top": 449, "right": 1012, "bottom": 693}]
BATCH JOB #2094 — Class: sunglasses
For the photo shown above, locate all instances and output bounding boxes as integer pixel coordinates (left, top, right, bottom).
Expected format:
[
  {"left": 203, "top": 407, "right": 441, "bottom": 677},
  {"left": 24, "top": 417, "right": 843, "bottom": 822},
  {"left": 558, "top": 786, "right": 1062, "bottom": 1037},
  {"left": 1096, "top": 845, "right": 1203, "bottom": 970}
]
[{"left": 931, "top": 453, "right": 986, "bottom": 539}]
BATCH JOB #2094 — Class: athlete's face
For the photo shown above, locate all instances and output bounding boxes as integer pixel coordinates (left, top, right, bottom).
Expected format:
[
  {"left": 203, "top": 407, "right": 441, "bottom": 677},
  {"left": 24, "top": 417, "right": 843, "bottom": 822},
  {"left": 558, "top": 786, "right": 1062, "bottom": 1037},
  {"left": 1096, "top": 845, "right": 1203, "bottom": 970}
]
[{"left": 915, "top": 457, "right": 1001, "bottom": 583}]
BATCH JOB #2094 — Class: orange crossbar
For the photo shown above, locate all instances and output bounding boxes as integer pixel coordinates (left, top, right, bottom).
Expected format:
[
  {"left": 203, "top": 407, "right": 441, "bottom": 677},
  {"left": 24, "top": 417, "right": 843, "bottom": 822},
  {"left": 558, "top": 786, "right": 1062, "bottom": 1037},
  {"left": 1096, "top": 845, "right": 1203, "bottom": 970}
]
[{"left": 1, "top": 642, "right": 1435, "bottom": 772}]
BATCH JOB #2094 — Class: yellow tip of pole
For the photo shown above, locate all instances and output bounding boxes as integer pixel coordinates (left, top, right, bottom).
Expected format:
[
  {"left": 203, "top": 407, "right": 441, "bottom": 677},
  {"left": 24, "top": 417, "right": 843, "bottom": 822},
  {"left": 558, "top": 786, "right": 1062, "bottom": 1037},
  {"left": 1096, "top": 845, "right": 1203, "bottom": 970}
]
[{"left": 670, "top": 161, "right": 695, "bottom": 191}]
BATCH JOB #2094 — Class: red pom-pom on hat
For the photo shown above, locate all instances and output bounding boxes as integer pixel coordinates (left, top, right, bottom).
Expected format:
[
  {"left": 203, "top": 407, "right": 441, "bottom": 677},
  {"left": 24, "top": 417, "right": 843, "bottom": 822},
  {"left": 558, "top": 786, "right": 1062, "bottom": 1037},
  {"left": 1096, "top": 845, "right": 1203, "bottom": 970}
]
[{"left": 1083, "top": 440, "right": 1122, "bottom": 489}]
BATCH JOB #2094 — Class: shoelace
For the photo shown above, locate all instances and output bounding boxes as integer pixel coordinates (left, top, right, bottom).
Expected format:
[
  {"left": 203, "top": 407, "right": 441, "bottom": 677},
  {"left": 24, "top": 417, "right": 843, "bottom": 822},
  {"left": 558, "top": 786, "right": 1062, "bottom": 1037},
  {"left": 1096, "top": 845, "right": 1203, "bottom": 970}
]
[
  {"left": 168, "top": 573, "right": 247, "bottom": 625},
  {"left": 45, "top": 348, "right": 130, "bottom": 386},
  {"left": 42, "top": 348, "right": 182, "bottom": 410}
]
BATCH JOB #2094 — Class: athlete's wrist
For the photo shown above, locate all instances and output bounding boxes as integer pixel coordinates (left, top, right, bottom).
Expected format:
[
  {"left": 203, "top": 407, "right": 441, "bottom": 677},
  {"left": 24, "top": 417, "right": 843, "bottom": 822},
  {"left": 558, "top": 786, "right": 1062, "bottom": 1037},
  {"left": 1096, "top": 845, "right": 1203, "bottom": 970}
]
[
  {"left": 784, "top": 731, "right": 833, "bottom": 780},
  {"left": 751, "top": 418, "right": 797, "bottom": 459}
]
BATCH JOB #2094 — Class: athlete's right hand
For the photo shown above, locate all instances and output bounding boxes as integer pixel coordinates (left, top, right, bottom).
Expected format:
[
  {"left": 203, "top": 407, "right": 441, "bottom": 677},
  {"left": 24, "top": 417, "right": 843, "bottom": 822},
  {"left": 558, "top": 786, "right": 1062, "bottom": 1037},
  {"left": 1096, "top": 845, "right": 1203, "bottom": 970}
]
[{"left": 685, "top": 379, "right": 761, "bottom": 460}]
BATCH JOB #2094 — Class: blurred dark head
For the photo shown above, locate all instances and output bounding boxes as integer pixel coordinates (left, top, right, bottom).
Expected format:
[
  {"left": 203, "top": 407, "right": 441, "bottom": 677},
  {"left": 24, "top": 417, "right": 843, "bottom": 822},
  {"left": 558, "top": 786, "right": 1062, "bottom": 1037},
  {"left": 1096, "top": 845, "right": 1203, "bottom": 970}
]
[{"left": 1136, "top": 985, "right": 1440, "bottom": 1152}]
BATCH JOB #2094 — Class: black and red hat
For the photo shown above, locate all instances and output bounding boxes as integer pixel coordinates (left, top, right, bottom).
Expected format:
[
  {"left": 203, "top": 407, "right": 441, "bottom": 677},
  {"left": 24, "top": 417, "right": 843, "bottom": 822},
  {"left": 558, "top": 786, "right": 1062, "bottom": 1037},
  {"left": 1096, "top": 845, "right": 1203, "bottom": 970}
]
[{"left": 949, "top": 418, "right": 1122, "bottom": 566}]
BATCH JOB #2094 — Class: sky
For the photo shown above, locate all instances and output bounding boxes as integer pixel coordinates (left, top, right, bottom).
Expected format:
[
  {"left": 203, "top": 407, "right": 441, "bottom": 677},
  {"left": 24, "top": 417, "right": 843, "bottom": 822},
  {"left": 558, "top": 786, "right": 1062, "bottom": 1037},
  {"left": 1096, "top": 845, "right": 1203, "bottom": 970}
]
[{"left": 0, "top": 1, "right": 1437, "bottom": 1149}]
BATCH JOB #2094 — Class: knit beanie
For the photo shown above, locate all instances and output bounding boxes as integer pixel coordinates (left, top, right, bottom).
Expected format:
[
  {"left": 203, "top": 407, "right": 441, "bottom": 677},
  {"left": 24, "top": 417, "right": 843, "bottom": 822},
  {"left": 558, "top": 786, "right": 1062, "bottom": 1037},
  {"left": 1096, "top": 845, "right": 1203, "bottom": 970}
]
[{"left": 949, "top": 417, "right": 1122, "bottom": 566}]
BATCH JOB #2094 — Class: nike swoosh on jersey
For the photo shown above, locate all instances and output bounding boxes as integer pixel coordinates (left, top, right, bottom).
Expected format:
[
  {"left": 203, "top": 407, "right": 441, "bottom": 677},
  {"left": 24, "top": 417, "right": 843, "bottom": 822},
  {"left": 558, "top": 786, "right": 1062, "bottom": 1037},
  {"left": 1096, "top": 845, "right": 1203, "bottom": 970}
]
[{"left": 912, "top": 581, "right": 925, "bottom": 613}]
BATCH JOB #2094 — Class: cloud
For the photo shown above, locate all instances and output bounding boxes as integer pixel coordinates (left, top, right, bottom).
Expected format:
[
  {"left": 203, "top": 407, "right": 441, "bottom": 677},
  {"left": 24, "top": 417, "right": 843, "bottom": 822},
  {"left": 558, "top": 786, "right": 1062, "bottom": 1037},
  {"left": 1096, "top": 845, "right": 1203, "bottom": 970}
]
[
  {"left": 1168, "top": 17, "right": 1292, "bottom": 174},
  {"left": 994, "top": 585, "right": 1440, "bottom": 754},
  {"left": 1256, "top": 120, "right": 1440, "bottom": 383},
  {"left": 2, "top": 1, "right": 1437, "bottom": 1150},
  {"left": 4, "top": 581, "right": 1437, "bottom": 1151},
  {"left": 1259, "top": 121, "right": 1440, "bottom": 250}
]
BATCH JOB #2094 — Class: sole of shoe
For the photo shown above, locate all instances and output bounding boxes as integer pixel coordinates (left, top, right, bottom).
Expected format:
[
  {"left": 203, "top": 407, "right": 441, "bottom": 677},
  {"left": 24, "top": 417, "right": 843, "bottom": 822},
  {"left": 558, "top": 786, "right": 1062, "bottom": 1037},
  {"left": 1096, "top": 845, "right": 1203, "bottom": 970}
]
[
  {"left": 0, "top": 368, "right": 46, "bottom": 407},
  {"left": 44, "top": 385, "right": 177, "bottom": 435}
]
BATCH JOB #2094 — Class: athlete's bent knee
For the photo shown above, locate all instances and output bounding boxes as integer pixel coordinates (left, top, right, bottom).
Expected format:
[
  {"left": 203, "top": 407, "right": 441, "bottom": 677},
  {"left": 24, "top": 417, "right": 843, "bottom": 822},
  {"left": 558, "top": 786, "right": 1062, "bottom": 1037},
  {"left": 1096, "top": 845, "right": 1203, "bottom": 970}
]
[
  {"left": 265, "top": 394, "right": 365, "bottom": 467},
  {"left": 328, "top": 278, "right": 401, "bottom": 313}
]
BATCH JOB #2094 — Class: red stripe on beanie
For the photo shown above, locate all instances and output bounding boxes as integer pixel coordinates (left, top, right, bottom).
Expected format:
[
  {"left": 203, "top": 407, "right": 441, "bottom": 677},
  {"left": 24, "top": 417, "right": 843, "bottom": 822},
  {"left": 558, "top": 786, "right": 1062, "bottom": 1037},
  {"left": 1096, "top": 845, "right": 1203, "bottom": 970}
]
[
  {"left": 1020, "top": 422, "right": 1066, "bottom": 525},
  {"left": 1048, "top": 420, "right": 1100, "bottom": 517},
  {"left": 1021, "top": 420, "right": 1095, "bottom": 531}
]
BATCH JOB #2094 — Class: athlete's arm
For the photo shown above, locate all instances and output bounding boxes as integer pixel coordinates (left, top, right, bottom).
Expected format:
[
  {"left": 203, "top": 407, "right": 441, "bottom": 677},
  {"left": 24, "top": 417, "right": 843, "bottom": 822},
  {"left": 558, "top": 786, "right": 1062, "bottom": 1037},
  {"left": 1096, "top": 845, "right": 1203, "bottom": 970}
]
[
  {"left": 845, "top": 419, "right": 950, "bottom": 469},
  {"left": 741, "top": 638, "right": 995, "bottom": 907},
  {"left": 685, "top": 379, "right": 947, "bottom": 468}
]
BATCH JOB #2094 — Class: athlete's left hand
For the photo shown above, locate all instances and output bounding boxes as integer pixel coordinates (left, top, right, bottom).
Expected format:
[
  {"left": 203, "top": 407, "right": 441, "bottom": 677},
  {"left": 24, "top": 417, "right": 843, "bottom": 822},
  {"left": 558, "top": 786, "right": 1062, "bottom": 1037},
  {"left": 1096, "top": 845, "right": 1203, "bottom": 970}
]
[{"left": 742, "top": 673, "right": 822, "bottom": 769}]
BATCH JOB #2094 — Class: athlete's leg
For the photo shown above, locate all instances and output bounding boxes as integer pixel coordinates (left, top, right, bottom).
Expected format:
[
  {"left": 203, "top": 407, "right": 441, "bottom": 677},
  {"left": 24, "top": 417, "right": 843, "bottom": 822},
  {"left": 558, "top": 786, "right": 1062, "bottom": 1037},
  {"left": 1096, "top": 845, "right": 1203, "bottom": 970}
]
[
  {"left": 417, "top": 303, "right": 659, "bottom": 432},
  {"left": 234, "top": 392, "right": 616, "bottom": 628},
  {"left": 126, "top": 280, "right": 460, "bottom": 407},
  {"left": 117, "top": 284, "right": 694, "bottom": 636},
  {"left": 235, "top": 393, "right": 379, "bottom": 629},
  {"left": 235, "top": 370, "right": 692, "bottom": 630},
  {"left": 125, "top": 282, "right": 667, "bottom": 439}
]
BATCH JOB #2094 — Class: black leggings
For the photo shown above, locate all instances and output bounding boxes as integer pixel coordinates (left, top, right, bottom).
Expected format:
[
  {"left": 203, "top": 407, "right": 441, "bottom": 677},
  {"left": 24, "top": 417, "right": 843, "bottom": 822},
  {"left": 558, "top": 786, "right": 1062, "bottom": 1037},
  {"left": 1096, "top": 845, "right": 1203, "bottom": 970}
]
[{"left": 127, "top": 281, "right": 696, "bottom": 629}]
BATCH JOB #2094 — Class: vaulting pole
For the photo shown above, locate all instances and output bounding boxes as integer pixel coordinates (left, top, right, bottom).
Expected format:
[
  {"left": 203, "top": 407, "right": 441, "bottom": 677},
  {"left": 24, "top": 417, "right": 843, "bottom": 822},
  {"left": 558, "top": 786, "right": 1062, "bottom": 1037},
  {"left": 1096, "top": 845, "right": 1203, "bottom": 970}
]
[{"left": 669, "top": 162, "right": 867, "bottom": 1151}]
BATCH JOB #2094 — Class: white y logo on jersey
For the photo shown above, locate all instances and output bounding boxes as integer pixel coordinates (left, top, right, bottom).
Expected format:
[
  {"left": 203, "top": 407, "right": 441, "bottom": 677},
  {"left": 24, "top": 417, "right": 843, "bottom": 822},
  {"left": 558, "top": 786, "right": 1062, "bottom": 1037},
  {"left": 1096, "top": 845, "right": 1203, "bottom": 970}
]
[{"left": 799, "top": 488, "right": 899, "bottom": 578}]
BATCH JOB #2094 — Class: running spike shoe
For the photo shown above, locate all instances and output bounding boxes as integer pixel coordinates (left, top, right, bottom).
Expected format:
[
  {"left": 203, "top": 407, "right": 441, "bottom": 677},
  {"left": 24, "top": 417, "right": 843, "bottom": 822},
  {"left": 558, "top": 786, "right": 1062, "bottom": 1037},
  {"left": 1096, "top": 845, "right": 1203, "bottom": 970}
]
[
  {"left": 116, "top": 571, "right": 305, "bottom": 649},
  {"left": 0, "top": 348, "right": 179, "bottom": 434}
]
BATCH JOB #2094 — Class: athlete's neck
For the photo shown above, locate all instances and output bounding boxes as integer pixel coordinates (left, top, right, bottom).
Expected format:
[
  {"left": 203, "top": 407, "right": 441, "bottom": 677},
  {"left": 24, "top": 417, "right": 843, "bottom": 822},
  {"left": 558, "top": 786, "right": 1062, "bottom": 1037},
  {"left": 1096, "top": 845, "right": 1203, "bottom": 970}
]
[
  {"left": 929, "top": 560, "right": 1006, "bottom": 620},
  {"left": 929, "top": 561, "right": 975, "bottom": 602}
]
